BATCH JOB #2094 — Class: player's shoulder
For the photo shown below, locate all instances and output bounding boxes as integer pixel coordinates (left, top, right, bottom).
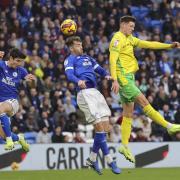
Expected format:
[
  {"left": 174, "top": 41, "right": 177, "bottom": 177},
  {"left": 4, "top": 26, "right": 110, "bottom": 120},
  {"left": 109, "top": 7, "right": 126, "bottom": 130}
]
[
  {"left": 130, "top": 34, "right": 140, "bottom": 45},
  {"left": 64, "top": 54, "right": 76, "bottom": 66},
  {"left": 130, "top": 34, "right": 138, "bottom": 39},
  {"left": 17, "top": 66, "right": 28, "bottom": 74},
  {"left": 17, "top": 66, "right": 26, "bottom": 71},
  {"left": 109, "top": 32, "right": 122, "bottom": 49},
  {"left": 110, "top": 32, "right": 122, "bottom": 46},
  {"left": 0, "top": 59, "right": 5, "bottom": 66},
  {"left": 111, "top": 32, "right": 122, "bottom": 40}
]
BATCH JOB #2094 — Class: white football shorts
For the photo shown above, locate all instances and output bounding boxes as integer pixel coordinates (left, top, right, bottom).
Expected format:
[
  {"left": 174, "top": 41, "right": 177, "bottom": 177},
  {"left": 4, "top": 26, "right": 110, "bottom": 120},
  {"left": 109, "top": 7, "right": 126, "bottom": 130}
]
[
  {"left": 0, "top": 99, "right": 19, "bottom": 116},
  {"left": 77, "top": 88, "right": 111, "bottom": 124}
]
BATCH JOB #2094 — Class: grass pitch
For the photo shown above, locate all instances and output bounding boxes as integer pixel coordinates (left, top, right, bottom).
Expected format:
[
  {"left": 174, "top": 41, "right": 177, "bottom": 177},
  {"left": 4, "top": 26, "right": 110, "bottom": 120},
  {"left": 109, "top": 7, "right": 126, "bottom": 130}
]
[{"left": 0, "top": 168, "right": 180, "bottom": 180}]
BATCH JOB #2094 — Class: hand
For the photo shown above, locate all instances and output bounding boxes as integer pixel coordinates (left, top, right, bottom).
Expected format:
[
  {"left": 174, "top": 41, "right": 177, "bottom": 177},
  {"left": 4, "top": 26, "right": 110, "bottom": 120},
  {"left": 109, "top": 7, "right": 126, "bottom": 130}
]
[
  {"left": 105, "top": 75, "right": 113, "bottom": 80},
  {"left": 0, "top": 51, "right": 5, "bottom": 58},
  {"left": 111, "top": 80, "right": 119, "bottom": 94},
  {"left": 25, "top": 74, "right": 36, "bottom": 82},
  {"left": 78, "top": 80, "right": 86, "bottom": 89},
  {"left": 171, "top": 42, "right": 180, "bottom": 48}
]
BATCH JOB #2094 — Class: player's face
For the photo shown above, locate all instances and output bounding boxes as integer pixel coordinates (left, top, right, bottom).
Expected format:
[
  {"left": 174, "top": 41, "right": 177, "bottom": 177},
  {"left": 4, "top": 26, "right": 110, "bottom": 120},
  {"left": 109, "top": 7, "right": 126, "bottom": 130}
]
[
  {"left": 9, "top": 57, "right": 24, "bottom": 68},
  {"left": 71, "top": 41, "right": 83, "bottom": 55},
  {"left": 123, "top": 22, "right": 135, "bottom": 35}
]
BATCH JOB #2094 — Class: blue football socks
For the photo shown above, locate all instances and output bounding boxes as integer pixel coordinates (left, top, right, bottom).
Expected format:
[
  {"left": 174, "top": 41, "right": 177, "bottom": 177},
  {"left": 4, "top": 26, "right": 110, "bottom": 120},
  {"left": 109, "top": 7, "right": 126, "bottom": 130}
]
[
  {"left": 92, "top": 133, "right": 102, "bottom": 153},
  {"left": 99, "top": 132, "right": 109, "bottom": 155},
  {"left": 93, "top": 132, "right": 109, "bottom": 155},
  {"left": 0, "top": 113, "right": 11, "bottom": 137},
  {"left": 11, "top": 133, "right": 19, "bottom": 141}
]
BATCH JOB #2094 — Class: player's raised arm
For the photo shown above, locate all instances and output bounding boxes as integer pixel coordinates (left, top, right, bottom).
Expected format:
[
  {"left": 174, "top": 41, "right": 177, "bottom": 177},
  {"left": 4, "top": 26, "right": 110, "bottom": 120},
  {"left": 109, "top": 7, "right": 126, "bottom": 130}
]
[{"left": 134, "top": 37, "right": 180, "bottom": 50}]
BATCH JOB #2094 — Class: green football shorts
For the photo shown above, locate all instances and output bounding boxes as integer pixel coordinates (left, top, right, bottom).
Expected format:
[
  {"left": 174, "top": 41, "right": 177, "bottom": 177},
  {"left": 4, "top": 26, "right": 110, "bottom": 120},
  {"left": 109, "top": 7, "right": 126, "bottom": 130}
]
[{"left": 117, "top": 73, "right": 141, "bottom": 104}]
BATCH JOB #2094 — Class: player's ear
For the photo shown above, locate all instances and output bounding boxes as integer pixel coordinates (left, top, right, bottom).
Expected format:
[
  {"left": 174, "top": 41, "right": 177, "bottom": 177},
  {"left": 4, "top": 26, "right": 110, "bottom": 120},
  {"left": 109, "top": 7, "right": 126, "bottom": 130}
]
[{"left": 69, "top": 46, "right": 73, "bottom": 51}]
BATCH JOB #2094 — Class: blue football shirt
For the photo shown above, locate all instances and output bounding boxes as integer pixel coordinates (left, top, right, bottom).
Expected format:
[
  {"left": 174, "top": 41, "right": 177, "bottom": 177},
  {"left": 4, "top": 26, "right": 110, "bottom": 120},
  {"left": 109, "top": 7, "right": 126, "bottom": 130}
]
[
  {"left": 64, "top": 54, "right": 108, "bottom": 91},
  {"left": 0, "top": 60, "right": 28, "bottom": 101}
]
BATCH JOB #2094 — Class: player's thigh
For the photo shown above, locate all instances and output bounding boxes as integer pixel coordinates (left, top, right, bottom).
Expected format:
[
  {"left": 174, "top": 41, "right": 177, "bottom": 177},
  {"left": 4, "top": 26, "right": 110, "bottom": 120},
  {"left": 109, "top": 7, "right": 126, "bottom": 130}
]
[
  {"left": 77, "top": 91, "right": 95, "bottom": 124},
  {"left": 95, "top": 90, "right": 111, "bottom": 117},
  {"left": 5, "top": 99, "right": 19, "bottom": 116},
  {"left": 0, "top": 101, "right": 13, "bottom": 115},
  {"left": 118, "top": 74, "right": 141, "bottom": 104},
  {"left": 135, "top": 93, "right": 149, "bottom": 108},
  {"left": 122, "top": 102, "right": 134, "bottom": 118},
  {"left": 77, "top": 89, "right": 111, "bottom": 124},
  {"left": 0, "top": 124, "right": 6, "bottom": 139}
]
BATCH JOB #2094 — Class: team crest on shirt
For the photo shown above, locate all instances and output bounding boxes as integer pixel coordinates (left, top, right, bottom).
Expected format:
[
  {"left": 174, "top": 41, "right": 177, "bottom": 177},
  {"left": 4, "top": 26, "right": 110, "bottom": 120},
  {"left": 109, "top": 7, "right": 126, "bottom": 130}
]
[
  {"left": 113, "top": 39, "right": 119, "bottom": 47},
  {"left": 64, "top": 59, "right": 68, "bottom": 66},
  {"left": 13, "top": 72, "right": 17, "bottom": 77}
]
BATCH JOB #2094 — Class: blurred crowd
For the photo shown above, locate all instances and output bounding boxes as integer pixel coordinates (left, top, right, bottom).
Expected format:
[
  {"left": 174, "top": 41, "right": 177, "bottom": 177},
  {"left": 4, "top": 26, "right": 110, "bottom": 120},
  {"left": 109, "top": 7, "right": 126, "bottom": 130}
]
[{"left": 0, "top": 0, "right": 179, "bottom": 144}]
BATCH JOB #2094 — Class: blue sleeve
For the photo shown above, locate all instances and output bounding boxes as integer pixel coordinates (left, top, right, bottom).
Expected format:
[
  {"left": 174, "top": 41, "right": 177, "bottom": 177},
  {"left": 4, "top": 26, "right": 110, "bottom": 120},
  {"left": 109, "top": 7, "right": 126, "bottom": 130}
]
[
  {"left": 0, "top": 60, "right": 3, "bottom": 69},
  {"left": 90, "top": 57, "right": 108, "bottom": 77},
  {"left": 64, "top": 57, "right": 80, "bottom": 84},
  {"left": 20, "top": 67, "right": 28, "bottom": 79}
]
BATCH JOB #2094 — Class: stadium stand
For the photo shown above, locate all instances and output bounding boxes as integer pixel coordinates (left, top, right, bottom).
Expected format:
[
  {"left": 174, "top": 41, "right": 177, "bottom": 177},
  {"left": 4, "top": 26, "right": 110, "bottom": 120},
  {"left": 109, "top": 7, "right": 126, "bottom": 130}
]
[{"left": 0, "top": 0, "right": 179, "bottom": 143}]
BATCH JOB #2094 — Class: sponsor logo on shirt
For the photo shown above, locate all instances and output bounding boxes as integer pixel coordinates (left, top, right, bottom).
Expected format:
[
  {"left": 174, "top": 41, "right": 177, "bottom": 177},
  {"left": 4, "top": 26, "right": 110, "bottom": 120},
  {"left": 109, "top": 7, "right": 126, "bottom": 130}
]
[
  {"left": 2, "top": 77, "right": 15, "bottom": 87},
  {"left": 82, "top": 59, "right": 92, "bottom": 66}
]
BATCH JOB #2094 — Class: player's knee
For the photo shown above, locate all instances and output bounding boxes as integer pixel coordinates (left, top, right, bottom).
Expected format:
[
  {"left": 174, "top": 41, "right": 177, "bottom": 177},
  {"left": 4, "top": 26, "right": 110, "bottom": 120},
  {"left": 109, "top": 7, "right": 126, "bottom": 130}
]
[
  {"left": 94, "top": 121, "right": 104, "bottom": 132},
  {"left": 0, "top": 102, "right": 12, "bottom": 115},
  {"left": 123, "top": 112, "right": 133, "bottom": 118},
  {"left": 104, "top": 124, "right": 112, "bottom": 133},
  {"left": 0, "top": 105, "right": 5, "bottom": 114},
  {"left": 101, "top": 117, "right": 111, "bottom": 133},
  {"left": 135, "top": 94, "right": 149, "bottom": 108},
  {"left": 139, "top": 98, "right": 149, "bottom": 108}
]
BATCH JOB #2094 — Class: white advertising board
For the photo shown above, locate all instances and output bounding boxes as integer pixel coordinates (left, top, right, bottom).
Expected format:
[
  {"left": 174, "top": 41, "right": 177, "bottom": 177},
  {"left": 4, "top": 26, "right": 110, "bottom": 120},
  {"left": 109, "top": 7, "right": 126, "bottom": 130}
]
[{"left": 0, "top": 142, "right": 180, "bottom": 171}]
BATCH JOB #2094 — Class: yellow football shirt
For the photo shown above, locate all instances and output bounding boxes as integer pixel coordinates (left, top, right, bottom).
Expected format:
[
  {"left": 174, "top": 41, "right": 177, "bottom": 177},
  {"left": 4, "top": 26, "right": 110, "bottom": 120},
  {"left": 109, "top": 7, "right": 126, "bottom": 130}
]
[{"left": 109, "top": 31, "right": 172, "bottom": 80}]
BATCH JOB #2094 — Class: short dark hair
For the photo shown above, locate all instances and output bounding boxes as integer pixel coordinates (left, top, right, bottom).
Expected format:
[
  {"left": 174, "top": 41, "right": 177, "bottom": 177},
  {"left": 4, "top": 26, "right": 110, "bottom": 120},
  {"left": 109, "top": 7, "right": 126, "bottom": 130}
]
[
  {"left": 9, "top": 48, "right": 26, "bottom": 59},
  {"left": 120, "top": 15, "right": 136, "bottom": 24},
  {"left": 66, "top": 36, "right": 82, "bottom": 47}
]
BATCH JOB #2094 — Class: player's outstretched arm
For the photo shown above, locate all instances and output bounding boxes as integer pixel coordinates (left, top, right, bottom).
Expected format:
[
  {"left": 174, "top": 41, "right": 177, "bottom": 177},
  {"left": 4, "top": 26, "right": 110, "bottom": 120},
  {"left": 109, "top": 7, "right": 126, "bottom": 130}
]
[
  {"left": 136, "top": 39, "right": 180, "bottom": 50},
  {"left": 171, "top": 42, "right": 180, "bottom": 48}
]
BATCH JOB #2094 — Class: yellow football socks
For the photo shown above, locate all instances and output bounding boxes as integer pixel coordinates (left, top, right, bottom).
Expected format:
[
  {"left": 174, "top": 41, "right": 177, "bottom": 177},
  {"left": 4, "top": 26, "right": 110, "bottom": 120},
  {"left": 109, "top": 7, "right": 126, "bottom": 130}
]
[
  {"left": 121, "top": 117, "right": 132, "bottom": 145},
  {"left": 143, "top": 104, "right": 169, "bottom": 128}
]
